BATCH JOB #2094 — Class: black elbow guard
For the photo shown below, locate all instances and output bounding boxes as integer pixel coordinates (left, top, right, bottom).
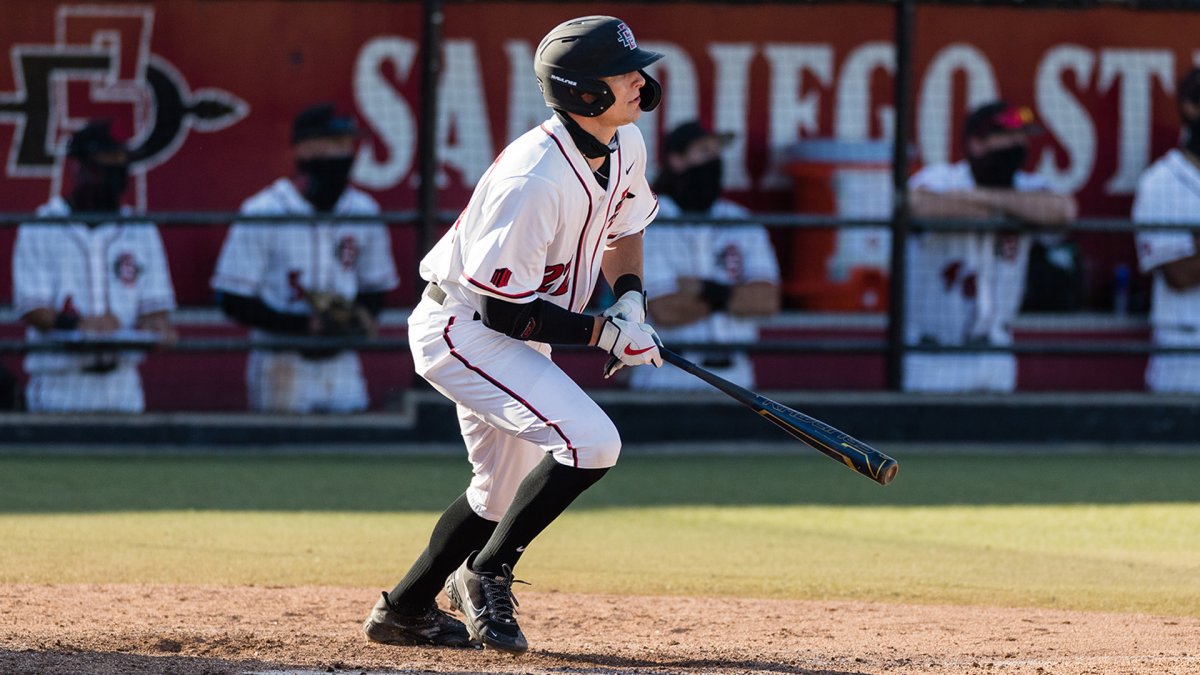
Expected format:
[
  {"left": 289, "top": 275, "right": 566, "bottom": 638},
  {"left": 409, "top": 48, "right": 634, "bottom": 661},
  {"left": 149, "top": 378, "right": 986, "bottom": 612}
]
[
  {"left": 481, "top": 297, "right": 540, "bottom": 339},
  {"left": 481, "top": 296, "right": 594, "bottom": 345}
]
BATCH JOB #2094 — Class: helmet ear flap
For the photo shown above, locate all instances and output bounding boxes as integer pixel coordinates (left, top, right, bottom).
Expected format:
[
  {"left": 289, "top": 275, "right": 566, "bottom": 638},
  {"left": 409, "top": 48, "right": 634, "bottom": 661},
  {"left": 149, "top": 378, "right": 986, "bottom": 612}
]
[{"left": 638, "top": 70, "right": 661, "bottom": 112}]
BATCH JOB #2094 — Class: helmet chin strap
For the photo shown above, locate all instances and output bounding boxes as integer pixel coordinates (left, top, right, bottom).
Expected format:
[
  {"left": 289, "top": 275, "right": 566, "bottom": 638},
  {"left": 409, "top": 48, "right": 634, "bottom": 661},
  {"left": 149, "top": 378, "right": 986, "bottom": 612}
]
[{"left": 555, "top": 110, "right": 616, "bottom": 159}]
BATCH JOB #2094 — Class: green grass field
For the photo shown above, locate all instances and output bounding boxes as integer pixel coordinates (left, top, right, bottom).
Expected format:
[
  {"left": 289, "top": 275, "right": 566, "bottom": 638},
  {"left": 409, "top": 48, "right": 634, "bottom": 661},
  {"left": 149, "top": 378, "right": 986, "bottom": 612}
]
[{"left": 1, "top": 451, "right": 1197, "bottom": 617}]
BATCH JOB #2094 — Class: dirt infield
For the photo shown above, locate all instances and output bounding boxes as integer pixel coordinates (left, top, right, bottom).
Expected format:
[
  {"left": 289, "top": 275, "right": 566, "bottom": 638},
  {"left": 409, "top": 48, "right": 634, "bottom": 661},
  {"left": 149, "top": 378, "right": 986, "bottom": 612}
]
[{"left": 1, "top": 584, "right": 1197, "bottom": 675}]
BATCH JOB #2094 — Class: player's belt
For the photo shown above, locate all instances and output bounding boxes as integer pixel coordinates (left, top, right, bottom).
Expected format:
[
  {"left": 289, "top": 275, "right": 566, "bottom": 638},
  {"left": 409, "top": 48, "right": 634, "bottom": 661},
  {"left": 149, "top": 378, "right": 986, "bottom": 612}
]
[
  {"left": 424, "top": 282, "right": 448, "bottom": 305},
  {"left": 424, "top": 282, "right": 481, "bottom": 320}
]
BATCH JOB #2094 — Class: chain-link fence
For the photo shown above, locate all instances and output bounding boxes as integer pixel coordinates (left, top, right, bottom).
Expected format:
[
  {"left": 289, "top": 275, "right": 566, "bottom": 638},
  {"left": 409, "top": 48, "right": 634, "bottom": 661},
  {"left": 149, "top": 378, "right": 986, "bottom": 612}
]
[{"left": 1, "top": 0, "right": 1198, "bottom": 421}]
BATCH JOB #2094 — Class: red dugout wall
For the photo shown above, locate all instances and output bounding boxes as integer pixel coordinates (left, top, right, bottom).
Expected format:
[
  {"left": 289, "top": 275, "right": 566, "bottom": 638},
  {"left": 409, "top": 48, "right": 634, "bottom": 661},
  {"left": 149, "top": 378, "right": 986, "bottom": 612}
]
[{"left": 2, "top": 1, "right": 1199, "bottom": 309}]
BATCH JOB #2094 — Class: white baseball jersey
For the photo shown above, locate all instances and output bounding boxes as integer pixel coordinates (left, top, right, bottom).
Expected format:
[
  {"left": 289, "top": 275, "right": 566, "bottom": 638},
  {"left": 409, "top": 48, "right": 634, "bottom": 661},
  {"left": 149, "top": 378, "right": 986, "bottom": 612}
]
[
  {"left": 1133, "top": 148, "right": 1200, "bottom": 392},
  {"left": 904, "top": 161, "right": 1050, "bottom": 392},
  {"left": 13, "top": 196, "right": 176, "bottom": 412},
  {"left": 631, "top": 195, "right": 779, "bottom": 391},
  {"left": 411, "top": 114, "right": 657, "bottom": 520},
  {"left": 421, "top": 115, "right": 657, "bottom": 315},
  {"left": 211, "top": 178, "right": 399, "bottom": 412}
]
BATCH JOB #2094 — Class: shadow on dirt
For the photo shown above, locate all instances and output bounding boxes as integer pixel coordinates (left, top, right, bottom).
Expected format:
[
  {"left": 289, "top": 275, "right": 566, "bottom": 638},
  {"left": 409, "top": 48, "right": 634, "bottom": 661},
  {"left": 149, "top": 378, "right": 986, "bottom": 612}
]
[{"left": 0, "top": 648, "right": 872, "bottom": 675}]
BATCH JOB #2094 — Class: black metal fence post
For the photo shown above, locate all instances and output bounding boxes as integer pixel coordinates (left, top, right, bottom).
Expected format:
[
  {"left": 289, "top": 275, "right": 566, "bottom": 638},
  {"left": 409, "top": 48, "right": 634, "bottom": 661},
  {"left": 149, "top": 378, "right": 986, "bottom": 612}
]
[
  {"left": 417, "top": 0, "right": 444, "bottom": 262},
  {"left": 886, "top": 0, "right": 915, "bottom": 392}
]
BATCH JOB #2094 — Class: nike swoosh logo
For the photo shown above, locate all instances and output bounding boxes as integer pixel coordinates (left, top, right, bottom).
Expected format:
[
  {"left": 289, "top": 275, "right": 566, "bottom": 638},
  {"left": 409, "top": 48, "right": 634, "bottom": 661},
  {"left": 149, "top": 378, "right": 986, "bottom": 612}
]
[
  {"left": 624, "top": 344, "right": 656, "bottom": 356},
  {"left": 468, "top": 600, "right": 487, "bottom": 621},
  {"left": 625, "top": 163, "right": 634, "bottom": 175}
]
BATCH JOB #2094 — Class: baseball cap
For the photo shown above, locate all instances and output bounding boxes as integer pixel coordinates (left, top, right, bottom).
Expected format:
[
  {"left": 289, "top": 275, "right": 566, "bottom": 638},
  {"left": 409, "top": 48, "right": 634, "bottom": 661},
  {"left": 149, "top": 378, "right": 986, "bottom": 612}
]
[
  {"left": 963, "top": 101, "right": 1042, "bottom": 139},
  {"left": 67, "top": 119, "right": 125, "bottom": 160},
  {"left": 663, "top": 121, "right": 735, "bottom": 156},
  {"left": 291, "top": 103, "right": 359, "bottom": 144}
]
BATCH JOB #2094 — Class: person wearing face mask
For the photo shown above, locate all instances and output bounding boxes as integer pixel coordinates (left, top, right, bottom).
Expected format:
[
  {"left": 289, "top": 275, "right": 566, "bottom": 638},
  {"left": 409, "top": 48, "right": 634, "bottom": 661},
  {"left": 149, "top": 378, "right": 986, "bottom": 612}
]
[
  {"left": 1133, "top": 67, "right": 1200, "bottom": 393},
  {"left": 630, "top": 121, "right": 781, "bottom": 391},
  {"left": 211, "top": 103, "right": 398, "bottom": 413},
  {"left": 904, "top": 101, "right": 1077, "bottom": 392},
  {"left": 12, "top": 120, "right": 177, "bottom": 412}
]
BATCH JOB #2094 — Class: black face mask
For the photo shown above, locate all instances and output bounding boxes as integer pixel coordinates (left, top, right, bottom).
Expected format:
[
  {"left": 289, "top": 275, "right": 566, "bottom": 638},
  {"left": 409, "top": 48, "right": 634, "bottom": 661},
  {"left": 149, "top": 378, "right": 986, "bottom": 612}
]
[
  {"left": 297, "top": 156, "right": 355, "bottom": 211},
  {"left": 1182, "top": 116, "right": 1200, "bottom": 158},
  {"left": 70, "top": 162, "right": 128, "bottom": 213},
  {"left": 670, "top": 157, "right": 723, "bottom": 213},
  {"left": 969, "top": 144, "right": 1027, "bottom": 188}
]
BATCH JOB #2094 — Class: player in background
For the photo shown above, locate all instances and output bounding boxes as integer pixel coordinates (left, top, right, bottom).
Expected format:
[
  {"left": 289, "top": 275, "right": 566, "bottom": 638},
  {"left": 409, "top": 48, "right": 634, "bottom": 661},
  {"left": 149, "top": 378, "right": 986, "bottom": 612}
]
[
  {"left": 12, "top": 120, "right": 176, "bottom": 412},
  {"left": 362, "top": 16, "right": 663, "bottom": 654},
  {"left": 904, "top": 101, "right": 1077, "bottom": 392},
  {"left": 633, "top": 121, "right": 780, "bottom": 391},
  {"left": 211, "top": 104, "right": 398, "bottom": 413},
  {"left": 1133, "top": 67, "right": 1200, "bottom": 393}
]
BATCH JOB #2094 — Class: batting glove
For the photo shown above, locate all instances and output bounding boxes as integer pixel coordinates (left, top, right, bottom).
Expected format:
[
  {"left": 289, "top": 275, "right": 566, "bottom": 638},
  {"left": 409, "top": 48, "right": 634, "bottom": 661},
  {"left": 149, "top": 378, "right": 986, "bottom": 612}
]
[
  {"left": 601, "top": 289, "right": 647, "bottom": 325},
  {"left": 596, "top": 316, "right": 662, "bottom": 379}
]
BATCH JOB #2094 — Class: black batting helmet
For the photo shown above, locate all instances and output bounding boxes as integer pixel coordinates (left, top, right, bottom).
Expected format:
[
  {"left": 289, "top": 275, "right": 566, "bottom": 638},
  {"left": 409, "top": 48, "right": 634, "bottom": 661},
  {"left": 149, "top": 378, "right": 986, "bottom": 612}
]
[{"left": 534, "top": 16, "right": 663, "bottom": 118}]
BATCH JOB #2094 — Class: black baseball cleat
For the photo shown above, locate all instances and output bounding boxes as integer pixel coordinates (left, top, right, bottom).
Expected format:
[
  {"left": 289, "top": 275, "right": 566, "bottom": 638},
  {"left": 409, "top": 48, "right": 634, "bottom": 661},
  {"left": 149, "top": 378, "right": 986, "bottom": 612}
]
[
  {"left": 444, "top": 555, "right": 529, "bottom": 655},
  {"left": 362, "top": 591, "right": 478, "bottom": 648}
]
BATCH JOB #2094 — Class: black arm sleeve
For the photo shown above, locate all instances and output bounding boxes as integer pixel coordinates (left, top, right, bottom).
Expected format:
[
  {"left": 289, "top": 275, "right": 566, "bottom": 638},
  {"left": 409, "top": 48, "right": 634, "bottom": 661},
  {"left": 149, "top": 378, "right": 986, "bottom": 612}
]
[
  {"left": 480, "top": 296, "right": 596, "bottom": 345},
  {"left": 611, "top": 273, "right": 643, "bottom": 299},
  {"left": 354, "top": 290, "right": 387, "bottom": 318},
  {"left": 219, "top": 292, "right": 310, "bottom": 334}
]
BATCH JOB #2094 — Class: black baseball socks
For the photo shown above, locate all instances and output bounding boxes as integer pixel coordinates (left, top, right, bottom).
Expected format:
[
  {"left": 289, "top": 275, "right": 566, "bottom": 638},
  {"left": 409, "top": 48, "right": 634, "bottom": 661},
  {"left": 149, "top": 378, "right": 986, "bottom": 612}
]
[
  {"left": 471, "top": 453, "right": 609, "bottom": 575},
  {"left": 387, "top": 492, "right": 496, "bottom": 613}
]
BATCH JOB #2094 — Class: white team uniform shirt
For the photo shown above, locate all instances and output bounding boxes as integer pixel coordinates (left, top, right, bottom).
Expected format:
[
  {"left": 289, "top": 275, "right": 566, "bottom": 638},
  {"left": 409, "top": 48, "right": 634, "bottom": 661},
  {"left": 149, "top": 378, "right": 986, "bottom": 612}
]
[
  {"left": 411, "top": 114, "right": 657, "bottom": 520},
  {"left": 421, "top": 115, "right": 658, "bottom": 316},
  {"left": 631, "top": 195, "right": 780, "bottom": 391},
  {"left": 1133, "top": 148, "right": 1200, "bottom": 392},
  {"left": 904, "top": 161, "right": 1050, "bottom": 392},
  {"left": 13, "top": 196, "right": 176, "bottom": 412},
  {"left": 211, "top": 178, "right": 399, "bottom": 412}
]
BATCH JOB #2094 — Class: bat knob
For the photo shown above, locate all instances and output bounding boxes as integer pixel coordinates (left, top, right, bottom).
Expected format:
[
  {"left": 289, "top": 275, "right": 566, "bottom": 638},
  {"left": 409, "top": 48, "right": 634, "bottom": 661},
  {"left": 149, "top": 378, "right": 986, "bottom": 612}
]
[{"left": 878, "top": 460, "right": 899, "bottom": 486}]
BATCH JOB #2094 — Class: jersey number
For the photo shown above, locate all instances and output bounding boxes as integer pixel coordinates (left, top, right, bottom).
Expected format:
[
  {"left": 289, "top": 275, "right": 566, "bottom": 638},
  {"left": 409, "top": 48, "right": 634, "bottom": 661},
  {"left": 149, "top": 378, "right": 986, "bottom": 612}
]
[{"left": 538, "top": 264, "right": 569, "bottom": 296}]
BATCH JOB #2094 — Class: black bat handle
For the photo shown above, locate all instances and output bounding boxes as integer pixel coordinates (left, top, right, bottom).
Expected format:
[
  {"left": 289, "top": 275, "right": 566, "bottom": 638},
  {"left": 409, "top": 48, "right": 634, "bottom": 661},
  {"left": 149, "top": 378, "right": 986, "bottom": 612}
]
[{"left": 660, "top": 348, "right": 759, "bottom": 407}]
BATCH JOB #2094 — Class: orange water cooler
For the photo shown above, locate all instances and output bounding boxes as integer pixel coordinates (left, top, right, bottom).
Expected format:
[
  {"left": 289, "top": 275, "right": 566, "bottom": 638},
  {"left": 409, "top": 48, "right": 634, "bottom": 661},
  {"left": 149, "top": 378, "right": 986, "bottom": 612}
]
[{"left": 782, "top": 139, "right": 895, "bottom": 312}]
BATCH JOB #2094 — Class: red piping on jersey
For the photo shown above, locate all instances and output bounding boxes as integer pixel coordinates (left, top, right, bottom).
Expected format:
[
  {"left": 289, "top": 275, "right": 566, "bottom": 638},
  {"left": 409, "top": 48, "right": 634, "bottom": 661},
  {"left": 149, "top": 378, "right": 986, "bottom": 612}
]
[
  {"left": 540, "top": 123, "right": 593, "bottom": 312},
  {"left": 464, "top": 273, "right": 535, "bottom": 299},
  {"left": 68, "top": 224, "right": 123, "bottom": 315},
  {"left": 441, "top": 315, "right": 579, "bottom": 466},
  {"left": 66, "top": 229, "right": 95, "bottom": 313},
  {"left": 101, "top": 226, "right": 122, "bottom": 314},
  {"left": 590, "top": 142, "right": 624, "bottom": 279}
]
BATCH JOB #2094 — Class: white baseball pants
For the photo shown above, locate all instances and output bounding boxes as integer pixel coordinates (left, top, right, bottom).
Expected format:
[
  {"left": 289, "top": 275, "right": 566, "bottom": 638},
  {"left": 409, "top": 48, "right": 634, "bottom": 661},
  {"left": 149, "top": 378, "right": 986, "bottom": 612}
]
[{"left": 408, "top": 294, "right": 621, "bottom": 521}]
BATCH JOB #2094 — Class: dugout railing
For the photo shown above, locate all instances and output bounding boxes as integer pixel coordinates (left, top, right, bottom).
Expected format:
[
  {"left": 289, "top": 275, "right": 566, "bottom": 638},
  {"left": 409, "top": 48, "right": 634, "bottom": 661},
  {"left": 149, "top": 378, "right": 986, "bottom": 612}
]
[{"left": 0, "top": 0, "right": 1198, "bottom": 441}]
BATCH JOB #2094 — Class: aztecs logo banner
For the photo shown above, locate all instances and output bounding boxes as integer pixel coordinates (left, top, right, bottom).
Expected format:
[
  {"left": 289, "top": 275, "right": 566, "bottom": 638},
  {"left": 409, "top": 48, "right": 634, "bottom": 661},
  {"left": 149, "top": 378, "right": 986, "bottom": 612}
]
[{"left": 0, "top": 4, "right": 248, "bottom": 212}]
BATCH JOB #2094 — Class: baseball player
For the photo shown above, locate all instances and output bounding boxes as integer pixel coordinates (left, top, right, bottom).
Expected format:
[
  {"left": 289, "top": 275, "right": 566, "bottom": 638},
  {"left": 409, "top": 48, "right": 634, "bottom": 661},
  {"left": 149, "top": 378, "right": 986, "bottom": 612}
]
[
  {"left": 905, "top": 101, "right": 1077, "bottom": 392},
  {"left": 633, "top": 121, "right": 781, "bottom": 391},
  {"left": 211, "top": 104, "right": 399, "bottom": 413},
  {"left": 12, "top": 120, "right": 176, "bottom": 412},
  {"left": 362, "top": 16, "right": 663, "bottom": 654},
  {"left": 1133, "top": 67, "right": 1200, "bottom": 393}
]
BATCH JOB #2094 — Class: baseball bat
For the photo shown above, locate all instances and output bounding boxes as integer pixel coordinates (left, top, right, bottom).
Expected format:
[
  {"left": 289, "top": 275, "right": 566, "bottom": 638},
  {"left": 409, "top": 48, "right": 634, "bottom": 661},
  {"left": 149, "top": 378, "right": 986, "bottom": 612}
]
[{"left": 659, "top": 348, "right": 898, "bottom": 486}]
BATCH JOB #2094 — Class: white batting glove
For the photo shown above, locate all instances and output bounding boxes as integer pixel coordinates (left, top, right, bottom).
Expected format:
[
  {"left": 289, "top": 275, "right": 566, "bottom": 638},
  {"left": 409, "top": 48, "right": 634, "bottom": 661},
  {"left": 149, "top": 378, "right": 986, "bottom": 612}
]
[
  {"left": 596, "top": 316, "right": 662, "bottom": 379},
  {"left": 601, "top": 290, "right": 647, "bottom": 325}
]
